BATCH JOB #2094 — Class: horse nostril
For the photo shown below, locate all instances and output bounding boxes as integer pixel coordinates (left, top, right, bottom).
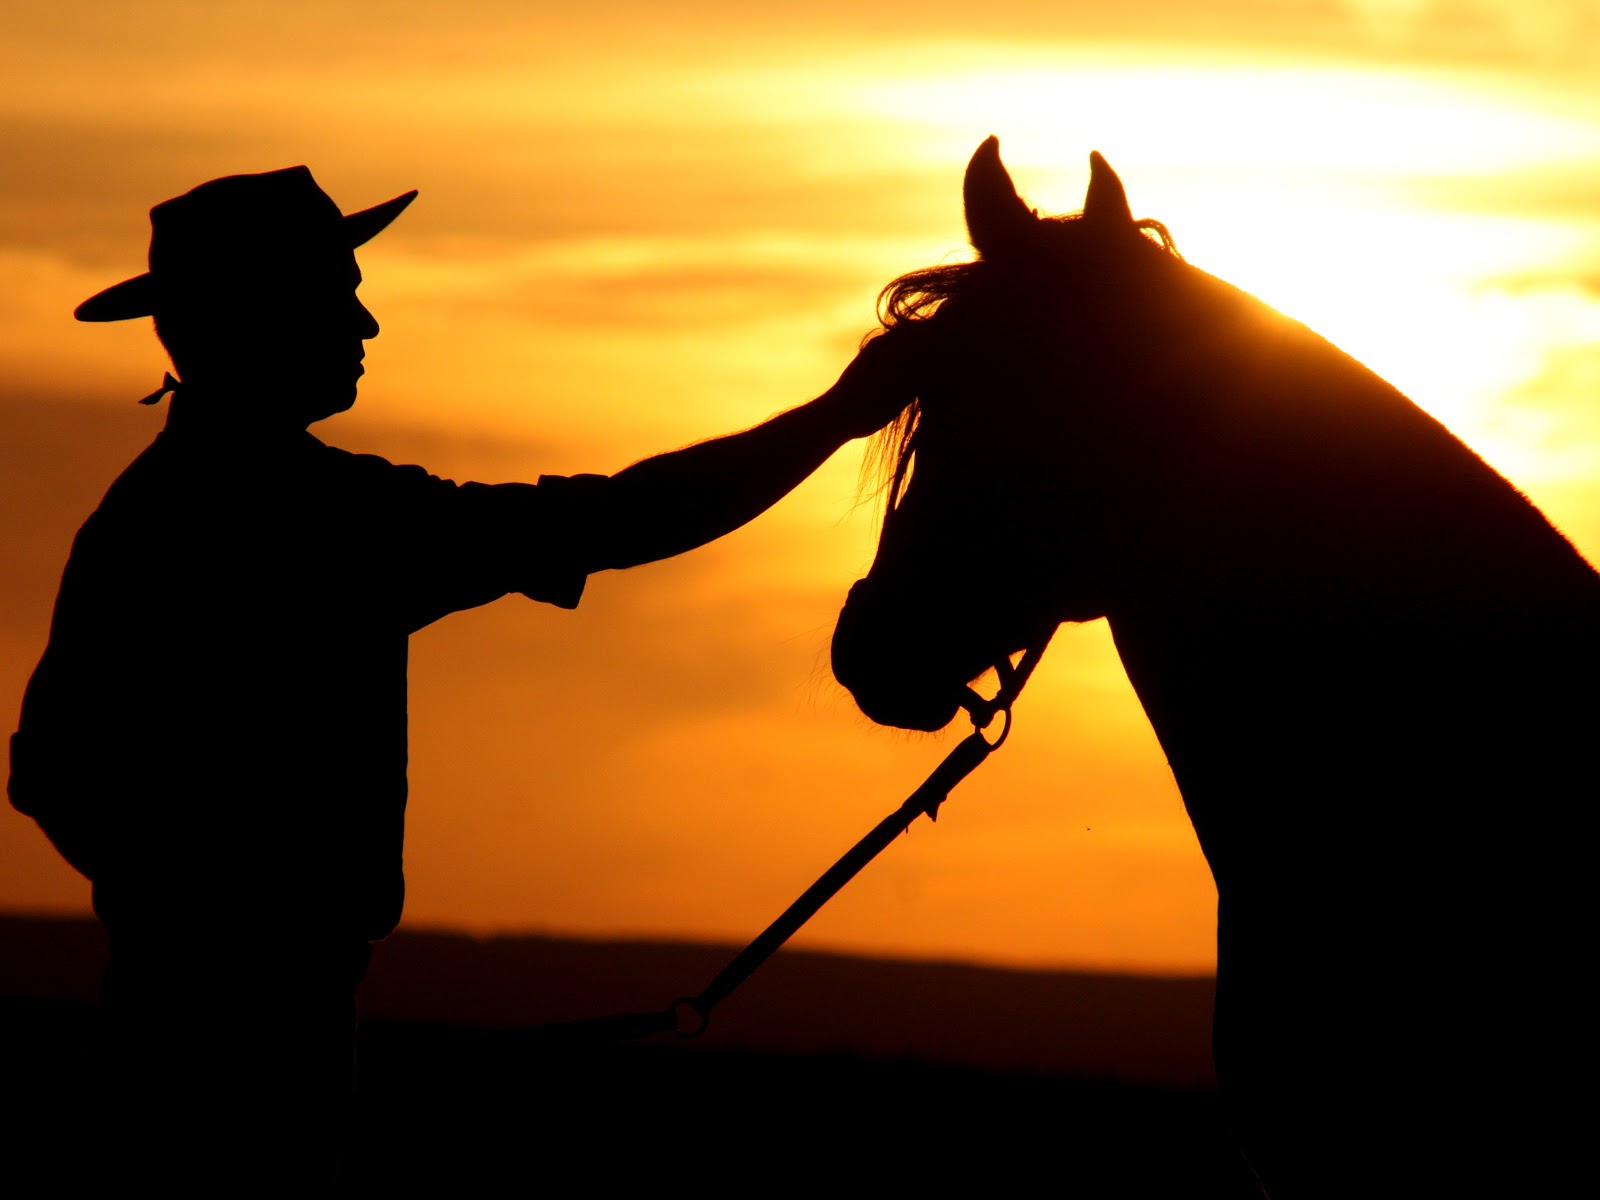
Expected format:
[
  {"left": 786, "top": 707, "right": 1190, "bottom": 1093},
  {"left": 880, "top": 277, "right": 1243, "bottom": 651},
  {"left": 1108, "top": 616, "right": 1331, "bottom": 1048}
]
[{"left": 830, "top": 581, "right": 969, "bottom": 731}]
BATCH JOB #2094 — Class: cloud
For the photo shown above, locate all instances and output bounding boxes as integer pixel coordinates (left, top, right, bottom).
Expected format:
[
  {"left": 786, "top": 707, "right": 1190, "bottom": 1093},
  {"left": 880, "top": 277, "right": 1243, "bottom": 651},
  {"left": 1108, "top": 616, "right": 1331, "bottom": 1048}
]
[
  {"left": 1411, "top": 166, "right": 1600, "bottom": 221},
  {"left": 406, "top": 241, "right": 890, "bottom": 335},
  {"left": 0, "top": 1, "right": 1364, "bottom": 74},
  {"left": 2, "top": 0, "right": 1574, "bottom": 261},
  {"left": 1336, "top": 0, "right": 1600, "bottom": 66},
  {"left": 1488, "top": 268, "right": 1600, "bottom": 297}
]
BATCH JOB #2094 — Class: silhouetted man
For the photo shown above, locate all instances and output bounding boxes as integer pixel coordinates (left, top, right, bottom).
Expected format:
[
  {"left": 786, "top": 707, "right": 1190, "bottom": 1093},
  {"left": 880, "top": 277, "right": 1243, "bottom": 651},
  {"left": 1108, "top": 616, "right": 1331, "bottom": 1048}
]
[{"left": 7, "top": 167, "right": 914, "bottom": 1182}]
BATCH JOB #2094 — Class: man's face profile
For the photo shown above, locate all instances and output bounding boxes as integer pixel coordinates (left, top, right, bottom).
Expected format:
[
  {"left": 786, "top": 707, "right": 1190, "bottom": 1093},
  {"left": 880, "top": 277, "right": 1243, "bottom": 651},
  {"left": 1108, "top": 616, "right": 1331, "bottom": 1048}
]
[
  {"left": 270, "top": 251, "right": 380, "bottom": 421},
  {"left": 160, "top": 246, "right": 379, "bottom": 426}
]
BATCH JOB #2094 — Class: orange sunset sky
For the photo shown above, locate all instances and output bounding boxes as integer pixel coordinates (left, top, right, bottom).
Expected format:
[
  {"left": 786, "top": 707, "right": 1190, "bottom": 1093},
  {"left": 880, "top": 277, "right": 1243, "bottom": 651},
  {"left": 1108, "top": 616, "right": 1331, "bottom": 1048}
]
[{"left": 2, "top": 1, "right": 1597, "bottom": 973}]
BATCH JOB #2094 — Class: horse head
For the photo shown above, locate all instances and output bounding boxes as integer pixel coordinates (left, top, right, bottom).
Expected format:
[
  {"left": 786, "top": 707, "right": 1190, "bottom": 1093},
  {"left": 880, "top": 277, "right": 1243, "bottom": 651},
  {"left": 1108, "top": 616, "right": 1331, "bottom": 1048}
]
[{"left": 831, "top": 137, "right": 1186, "bottom": 731}]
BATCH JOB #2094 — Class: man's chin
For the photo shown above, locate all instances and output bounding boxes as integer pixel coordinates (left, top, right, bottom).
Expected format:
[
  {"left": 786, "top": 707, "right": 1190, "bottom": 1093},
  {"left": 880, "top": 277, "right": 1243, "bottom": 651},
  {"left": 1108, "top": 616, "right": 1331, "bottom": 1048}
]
[{"left": 305, "top": 388, "right": 358, "bottom": 425}]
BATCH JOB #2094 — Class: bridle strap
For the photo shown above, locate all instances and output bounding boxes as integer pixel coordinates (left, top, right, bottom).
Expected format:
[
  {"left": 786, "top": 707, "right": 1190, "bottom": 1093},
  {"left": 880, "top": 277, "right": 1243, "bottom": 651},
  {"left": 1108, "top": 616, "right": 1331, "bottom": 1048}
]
[
  {"left": 519, "top": 627, "right": 1058, "bottom": 1047},
  {"left": 959, "top": 630, "right": 1056, "bottom": 738}
]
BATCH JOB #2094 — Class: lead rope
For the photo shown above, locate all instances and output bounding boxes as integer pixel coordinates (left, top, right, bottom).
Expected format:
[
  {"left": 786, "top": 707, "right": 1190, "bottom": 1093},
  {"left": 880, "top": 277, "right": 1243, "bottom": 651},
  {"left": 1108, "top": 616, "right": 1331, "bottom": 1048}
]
[{"left": 519, "top": 629, "right": 1056, "bottom": 1048}]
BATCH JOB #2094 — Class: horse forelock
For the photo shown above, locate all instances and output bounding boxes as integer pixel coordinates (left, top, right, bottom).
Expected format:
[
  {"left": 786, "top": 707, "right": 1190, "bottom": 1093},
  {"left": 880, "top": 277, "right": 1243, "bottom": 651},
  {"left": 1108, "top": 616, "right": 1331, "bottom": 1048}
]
[{"left": 861, "top": 211, "right": 1182, "bottom": 512}]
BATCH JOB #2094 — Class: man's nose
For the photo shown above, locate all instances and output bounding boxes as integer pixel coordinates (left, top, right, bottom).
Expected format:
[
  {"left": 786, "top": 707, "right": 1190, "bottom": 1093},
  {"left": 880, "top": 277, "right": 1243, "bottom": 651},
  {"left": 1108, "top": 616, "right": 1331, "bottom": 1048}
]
[{"left": 356, "top": 299, "right": 379, "bottom": 339}]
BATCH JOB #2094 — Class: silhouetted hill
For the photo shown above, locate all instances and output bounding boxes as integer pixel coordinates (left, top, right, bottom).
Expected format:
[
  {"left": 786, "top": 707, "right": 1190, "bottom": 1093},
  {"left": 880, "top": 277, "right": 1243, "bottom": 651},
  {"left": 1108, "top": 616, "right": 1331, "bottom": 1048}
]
[
  {"left": 1, "top": 915, "right": 1257, "bottom": 1194},
  {"left": 0, "top": 913, "right": 1215, "bottom": 1085}
]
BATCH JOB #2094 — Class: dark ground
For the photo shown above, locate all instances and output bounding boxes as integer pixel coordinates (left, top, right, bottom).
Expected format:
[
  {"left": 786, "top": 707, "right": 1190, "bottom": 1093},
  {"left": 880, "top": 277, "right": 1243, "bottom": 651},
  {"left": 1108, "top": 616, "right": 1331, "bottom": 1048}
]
[
  {"left": 356, "top": 1025, "right": 1258, "bottom": 1194},
  {"left": 1, "top": 916, "right": 1261, "bottom": 1195}
]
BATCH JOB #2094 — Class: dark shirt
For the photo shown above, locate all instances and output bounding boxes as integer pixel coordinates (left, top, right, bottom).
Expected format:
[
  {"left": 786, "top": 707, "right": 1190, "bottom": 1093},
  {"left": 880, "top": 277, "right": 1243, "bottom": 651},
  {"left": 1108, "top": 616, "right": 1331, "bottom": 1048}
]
[{"left": 9, "top": 426, "right": 600, "bottom": 941}]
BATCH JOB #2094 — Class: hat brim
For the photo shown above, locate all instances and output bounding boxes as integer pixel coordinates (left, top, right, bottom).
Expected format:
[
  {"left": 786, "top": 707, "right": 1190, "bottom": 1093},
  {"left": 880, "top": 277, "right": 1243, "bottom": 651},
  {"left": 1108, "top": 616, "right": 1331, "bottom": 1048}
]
[
  {"left": 74, "top": 274, "right": 156, "bottom": 323},
  {"left": 343, "top": 189, "right": 417, "bottom": 249},
  {"left": 74, "top": 187, "right": 419, "bottom": 322}
]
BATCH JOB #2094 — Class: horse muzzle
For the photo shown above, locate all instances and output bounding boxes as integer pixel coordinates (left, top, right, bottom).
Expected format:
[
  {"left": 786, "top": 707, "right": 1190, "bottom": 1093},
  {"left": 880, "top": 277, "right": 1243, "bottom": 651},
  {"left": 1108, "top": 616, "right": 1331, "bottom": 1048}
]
[{"left": 831, "top": 580, "right": 971, "bottom": 732}]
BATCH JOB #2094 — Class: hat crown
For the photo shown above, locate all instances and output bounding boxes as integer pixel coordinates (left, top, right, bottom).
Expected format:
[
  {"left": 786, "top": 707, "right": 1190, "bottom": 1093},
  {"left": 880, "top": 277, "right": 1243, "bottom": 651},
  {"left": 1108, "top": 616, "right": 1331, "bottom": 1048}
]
[
  {"left": 150, "top": 167, "right": 344, "bottom": 262},
  {"left": 149, "top": 167, "right": 347, "bottom": 280}
]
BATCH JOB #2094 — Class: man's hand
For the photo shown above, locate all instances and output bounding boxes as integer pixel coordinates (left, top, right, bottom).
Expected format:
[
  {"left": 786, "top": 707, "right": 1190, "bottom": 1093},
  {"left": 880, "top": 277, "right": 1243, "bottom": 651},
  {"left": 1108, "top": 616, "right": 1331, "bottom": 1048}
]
[
  {"left": 819, "top": 325, "right": 928, "bottom": 441},
  {"left": 587, "top": 323, "right": 933, "bottom": 572}
]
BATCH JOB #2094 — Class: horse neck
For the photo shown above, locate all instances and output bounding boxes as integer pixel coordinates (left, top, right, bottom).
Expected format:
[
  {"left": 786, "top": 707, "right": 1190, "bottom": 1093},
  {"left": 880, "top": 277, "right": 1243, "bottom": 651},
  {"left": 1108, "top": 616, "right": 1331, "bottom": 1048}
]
[
  {"left": 1085, "top": 275, "right": 1600, "bottom": 838},
  {"left": 1096, "top": 273, "right": 1597, "bottom": 629}
]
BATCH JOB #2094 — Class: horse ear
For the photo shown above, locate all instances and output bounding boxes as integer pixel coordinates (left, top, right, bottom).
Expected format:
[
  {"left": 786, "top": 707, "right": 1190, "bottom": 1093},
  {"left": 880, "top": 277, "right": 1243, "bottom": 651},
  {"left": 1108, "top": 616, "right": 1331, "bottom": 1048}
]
[
  {"left": 1083, "top": 151, "right": 1134, "bottom": 230},
  {"left": 964, "top": 136, "right": 1035, "bottom": 258}
]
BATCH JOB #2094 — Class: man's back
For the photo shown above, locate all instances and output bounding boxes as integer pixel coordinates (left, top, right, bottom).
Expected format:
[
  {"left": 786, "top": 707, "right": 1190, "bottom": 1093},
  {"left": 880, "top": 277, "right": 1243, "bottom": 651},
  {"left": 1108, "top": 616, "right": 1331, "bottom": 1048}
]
[{"left": 11, "top": 426, "right": 590, "bottom": 940}]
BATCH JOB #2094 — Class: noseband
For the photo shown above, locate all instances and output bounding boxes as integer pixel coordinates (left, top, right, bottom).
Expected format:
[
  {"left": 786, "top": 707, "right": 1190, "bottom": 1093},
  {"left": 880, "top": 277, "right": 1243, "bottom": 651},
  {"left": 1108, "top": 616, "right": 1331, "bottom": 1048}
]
[{"left": 960, "top": 634, "right": 1055, "bottom": 745}]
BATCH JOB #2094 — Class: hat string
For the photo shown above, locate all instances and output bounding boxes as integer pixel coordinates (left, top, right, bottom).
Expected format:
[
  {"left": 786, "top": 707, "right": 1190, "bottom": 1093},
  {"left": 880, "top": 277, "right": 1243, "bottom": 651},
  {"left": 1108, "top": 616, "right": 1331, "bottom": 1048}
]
[{"left": 137, "top": 372, "right": 181, "bottom": 406}]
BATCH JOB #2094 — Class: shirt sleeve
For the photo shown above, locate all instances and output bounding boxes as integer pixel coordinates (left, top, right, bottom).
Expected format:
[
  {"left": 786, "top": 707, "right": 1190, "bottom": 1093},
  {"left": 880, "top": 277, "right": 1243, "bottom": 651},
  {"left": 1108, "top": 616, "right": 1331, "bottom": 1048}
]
[
  {"left": 519, "top": 472, "right": 612, "bottom": 608},
  {"left": 343, "top": 450, "right": 612, "bottom": 632}
]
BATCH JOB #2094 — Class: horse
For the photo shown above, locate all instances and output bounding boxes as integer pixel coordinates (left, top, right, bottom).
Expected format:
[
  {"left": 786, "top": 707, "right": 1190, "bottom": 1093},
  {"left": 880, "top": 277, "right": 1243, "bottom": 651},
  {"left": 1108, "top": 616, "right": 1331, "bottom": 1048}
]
[{"left": 830, "top": 137, "right": 1597, "bottom": 1197}]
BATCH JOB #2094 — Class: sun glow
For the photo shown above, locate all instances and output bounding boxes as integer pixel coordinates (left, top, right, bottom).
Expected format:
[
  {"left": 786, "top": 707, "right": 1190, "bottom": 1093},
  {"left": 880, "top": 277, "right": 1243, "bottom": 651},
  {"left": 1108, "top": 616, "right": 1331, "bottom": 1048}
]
[
  {"left": 841, "top": 57, "right": 1600, "bottom": 175},
  {"left": 812, "top": 53, "right": 1600, "bottom": 492}
]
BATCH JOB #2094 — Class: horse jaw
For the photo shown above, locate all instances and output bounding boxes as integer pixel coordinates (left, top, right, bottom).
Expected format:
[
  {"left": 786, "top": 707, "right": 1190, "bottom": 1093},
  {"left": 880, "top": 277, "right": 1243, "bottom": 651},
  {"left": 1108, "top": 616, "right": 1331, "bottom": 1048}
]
[{"left": 964, "top": 136, "right": 1036, "bottom": 259}]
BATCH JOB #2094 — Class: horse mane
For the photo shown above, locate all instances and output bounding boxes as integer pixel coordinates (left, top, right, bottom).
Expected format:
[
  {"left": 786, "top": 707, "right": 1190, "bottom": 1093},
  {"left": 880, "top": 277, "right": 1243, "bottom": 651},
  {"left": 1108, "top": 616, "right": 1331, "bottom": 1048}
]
[{"left": 861, "top": 213, "right": 1181, "bottom": 509}]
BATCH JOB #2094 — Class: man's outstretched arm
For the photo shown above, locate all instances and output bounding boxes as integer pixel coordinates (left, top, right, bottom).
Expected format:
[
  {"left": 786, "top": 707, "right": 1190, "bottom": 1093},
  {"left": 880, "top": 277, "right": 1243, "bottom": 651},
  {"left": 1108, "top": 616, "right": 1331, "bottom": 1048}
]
[{"left": 581, "top": 332, "right": 918, "bottom": 572}]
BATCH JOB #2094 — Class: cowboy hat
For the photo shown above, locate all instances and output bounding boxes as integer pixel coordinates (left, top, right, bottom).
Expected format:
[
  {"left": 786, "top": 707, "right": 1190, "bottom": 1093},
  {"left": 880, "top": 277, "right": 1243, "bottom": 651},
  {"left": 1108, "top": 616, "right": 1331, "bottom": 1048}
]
[{"left": 75, "top": 166, "right": 416, "bottom": 322}]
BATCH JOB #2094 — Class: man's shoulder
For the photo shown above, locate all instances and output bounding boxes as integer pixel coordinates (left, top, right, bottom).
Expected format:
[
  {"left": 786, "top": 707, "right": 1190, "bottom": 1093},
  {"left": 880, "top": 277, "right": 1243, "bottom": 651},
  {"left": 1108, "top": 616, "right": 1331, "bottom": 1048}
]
[
  {"left": 77, "top": 434, "right": 177, "bottom": 526},
  {"left": 302, "top": 438, "right": 461, "bottom": 504},
  {"left": 311, "top": 438, "right": 420, "bottom": 475},
  {"left": 310, "top": 438, "right": 612, "bottom": 507}
]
